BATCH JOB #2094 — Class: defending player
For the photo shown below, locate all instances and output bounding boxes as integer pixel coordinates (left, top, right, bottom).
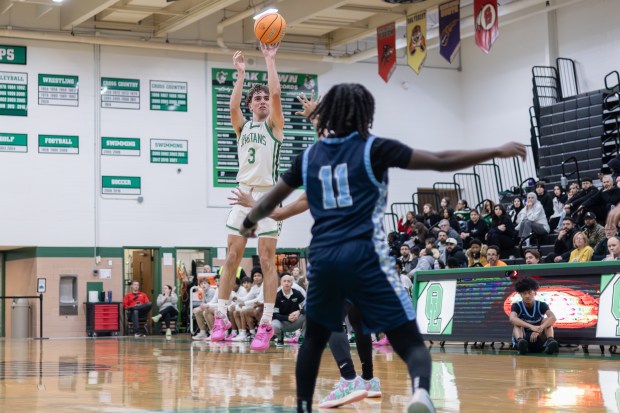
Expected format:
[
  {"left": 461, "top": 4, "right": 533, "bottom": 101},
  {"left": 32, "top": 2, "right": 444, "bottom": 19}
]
[
  {"left": 239, "top": 82, "right": 526, "bottom": 413},
  {"left": 210, "top": 43, "right": 284, "bottom": 352}
]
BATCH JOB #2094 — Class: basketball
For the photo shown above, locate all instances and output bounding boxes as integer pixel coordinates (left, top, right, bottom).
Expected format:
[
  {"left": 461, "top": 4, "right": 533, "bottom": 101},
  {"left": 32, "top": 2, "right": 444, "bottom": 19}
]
[{"left": 254, "top": 12, "right": 286, "bottom": 45}]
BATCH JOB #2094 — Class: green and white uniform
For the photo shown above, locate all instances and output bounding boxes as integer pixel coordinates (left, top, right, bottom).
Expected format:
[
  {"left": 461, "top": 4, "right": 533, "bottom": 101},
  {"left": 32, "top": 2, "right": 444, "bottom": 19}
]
[{"left": 226, "top": 120, "right": 282, "bottom": 238}]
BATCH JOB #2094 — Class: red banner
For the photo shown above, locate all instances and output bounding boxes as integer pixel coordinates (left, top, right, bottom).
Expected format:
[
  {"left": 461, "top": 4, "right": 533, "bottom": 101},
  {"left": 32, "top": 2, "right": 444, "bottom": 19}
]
[
  {"left": 377, "top": 22, "right": 396, "bottom": 83},
  {"left": 474, "top": 0, "right": 499, "bottom": 54}
]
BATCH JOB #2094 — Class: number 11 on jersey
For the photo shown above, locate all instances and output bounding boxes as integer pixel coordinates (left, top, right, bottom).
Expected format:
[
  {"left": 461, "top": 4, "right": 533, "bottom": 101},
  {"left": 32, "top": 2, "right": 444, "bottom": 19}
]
[{"left": 319, "top": 164, "right": 353, "bottom": 209}]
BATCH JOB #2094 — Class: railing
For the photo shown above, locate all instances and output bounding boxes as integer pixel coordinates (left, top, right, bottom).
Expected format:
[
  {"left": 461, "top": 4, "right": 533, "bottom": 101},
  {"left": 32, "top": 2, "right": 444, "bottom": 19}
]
[
  {"left": 556, "top": 57, "right": 579, "bottom": 99},
  {"left": 561, "top": 156, "right": 581, "bottom": 185},
  {"left": 453, "top": 172, "right": 483, "bottom": 209},
  {"left": 383, "top": 212, "right": 398, "bottom": 234},
  {"left": 390, "top": 202, "right": 416, "bottom": 223}
]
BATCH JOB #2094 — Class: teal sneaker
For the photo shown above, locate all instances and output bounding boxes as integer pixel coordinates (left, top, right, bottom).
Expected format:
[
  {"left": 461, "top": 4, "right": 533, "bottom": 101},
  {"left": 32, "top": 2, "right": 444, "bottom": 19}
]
[
  {"left": 360, "top": 376, "right": 382, "bottom": 398},
  {"left": 319, "top": 377, "right": 368, "bottom": 408}
]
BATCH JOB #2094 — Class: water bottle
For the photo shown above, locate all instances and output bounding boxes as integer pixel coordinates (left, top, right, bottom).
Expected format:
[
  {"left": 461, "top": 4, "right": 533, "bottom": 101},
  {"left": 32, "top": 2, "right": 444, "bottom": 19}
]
[
  {"left": 433, "top": 259, "right": 440, "bottom": 270},
  {"left": 560, "top": 175, "right": 568, "bottom": 189}
]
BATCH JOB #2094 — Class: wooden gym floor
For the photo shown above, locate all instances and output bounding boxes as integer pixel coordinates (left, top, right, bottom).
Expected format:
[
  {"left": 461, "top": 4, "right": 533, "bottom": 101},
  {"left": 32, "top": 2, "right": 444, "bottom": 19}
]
[{"left": 0, "top": 336, "right": 618, "bottom": 412}]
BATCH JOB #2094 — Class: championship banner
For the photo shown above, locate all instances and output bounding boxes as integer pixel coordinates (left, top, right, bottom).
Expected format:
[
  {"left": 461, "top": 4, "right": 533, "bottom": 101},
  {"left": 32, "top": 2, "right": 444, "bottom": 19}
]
[
  {"left": 377, "top": 22, "right": 396, "bottom": 83},
  {"left": 439, "top": 0, "right": 461, "bottom": 64},
  {"left": 406, "top": 11, "right": 427, "bottom": 75},
  {"left": 474, "top": 0, "right": 499, "bottom": 54}
]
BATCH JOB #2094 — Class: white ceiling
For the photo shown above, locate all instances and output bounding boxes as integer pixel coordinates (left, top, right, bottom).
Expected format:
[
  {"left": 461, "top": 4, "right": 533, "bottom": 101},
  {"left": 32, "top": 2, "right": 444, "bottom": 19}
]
[{"left": 0, "top": 0, "right": 583, "bottom": 63}]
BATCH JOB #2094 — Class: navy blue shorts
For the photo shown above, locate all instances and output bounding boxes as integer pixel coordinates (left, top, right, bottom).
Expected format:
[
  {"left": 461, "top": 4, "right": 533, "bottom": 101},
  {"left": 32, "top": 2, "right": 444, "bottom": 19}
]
[{"left": 305, "top": 239, "right": 415, "bottom": 334}]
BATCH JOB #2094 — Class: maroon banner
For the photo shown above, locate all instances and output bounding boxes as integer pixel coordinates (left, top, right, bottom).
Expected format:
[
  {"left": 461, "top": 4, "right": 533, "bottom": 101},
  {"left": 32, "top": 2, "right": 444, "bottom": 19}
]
[
  {"left": 474, "top": 0, "right": 499, "bottom": 54},
  {"left": 377, "top": 22, "right": 396, "bottom": 83}
]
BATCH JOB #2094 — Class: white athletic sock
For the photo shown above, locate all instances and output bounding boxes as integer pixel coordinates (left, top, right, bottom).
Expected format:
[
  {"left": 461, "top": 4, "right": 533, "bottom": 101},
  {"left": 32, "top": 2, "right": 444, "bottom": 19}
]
[
  {"left": 216, "top": 299, "right": 227, "bottom": 318},
  {"left": 261, "top": 303, "right": 274, "bottom": 324},
  {"left": 250, "top": 329, "right": 256, "bottom": 335}
]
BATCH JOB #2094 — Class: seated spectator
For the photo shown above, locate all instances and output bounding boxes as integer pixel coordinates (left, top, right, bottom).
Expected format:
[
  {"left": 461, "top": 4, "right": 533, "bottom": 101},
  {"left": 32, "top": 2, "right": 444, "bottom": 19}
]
[
  {"left": 440, "top": 196, "right": 451, "bottom": 210},
  {"left": 484, "top": 245, "right": 507, "bottom": 267},
  {"left": 509, "top": 277, "right": 559, "bottom": 355},
  {"left": 436, "top": 219, "right": 462, "bottom": 247},
  {"left": 291, "top": 267, "right": 303, "bottom": 283},
  {"left": 123, "top": 280, "right": 152, "bottom": 337},
  {"left": 445, "top": 238, "right": 467, "bottom": 268},
  {"left": 582, "top": 212, "right": 605, "bottom": 248},
  {"left": 272, "top": 274, "right": 306, "bottom": 345},
  {"left": 445, "top": 257, "right": 460, "bottom": 269},
  {"left": 461, "top": 209, "right": 488, "bottom": 248},
  {"left": 603, "top": 236, "right": 620, "bottom": 261},
  {"left": 233, "top": 267, "right": 265, "bottom": 341},
  {"left": 152, "top": 284, "right": 178, "bottom": 340},
  {"left": 466, "top": 239, "right": 487, "bottom": 267},
  {"left": 481, "top": 199, "right": 495, "bottom": 225},
  {"left": 420, "top": 238, "right": 440, "bottom": 260},
  {"left": 397, "top": 211, "right": 416, "bottom": 239},
  {"left": 405, "top": 222, "right": 427, "bottom": 250},
  {"left": 515, "top": 192, "right": 550, "bottom": 246},
  {"left": 192, "top": 278, "right": 219, "bottom": 340},
  {"left": 535, "top": 182, "right": 554, "bottom": 221},
  {"left": 524, "top": 249, "right": 541, "bottom": 264},
  {"left": 568, "top": 178, "right": 600, "bottom": 224},
  {"left": 440, "top": 208, "right": 461, "bottom": 233},
  {"left": 455, "top": 199, "right": 470, "bottom": 229},
  {"left": 421, "top": 203, "right": 440, "bottom": 229},
  {"left": 549, "top": 185, "right": 566, "bottom": 230},
  {"left": 593, "top": 226, "right": 618, "bottom": 261},
  {"left": 436, "top": 230, "right": 449, "bottom": 262},
  {"left": 577, "top": 175, "right": 620, "bottom": 225},
  {"left": 487, "top": 204, "right": 517, "bottom": 254},
  {"left": 398, "top": 244, "right": 417, "bottom": 275},
  {"left": 508, "top": 197, "right": 524, "bottom": 227},
  {"left": 568, "top": 231, "right": 594, "bottom": 263},
  {"left": 550, "top": 217, "right": 577, "bottom": 263}
]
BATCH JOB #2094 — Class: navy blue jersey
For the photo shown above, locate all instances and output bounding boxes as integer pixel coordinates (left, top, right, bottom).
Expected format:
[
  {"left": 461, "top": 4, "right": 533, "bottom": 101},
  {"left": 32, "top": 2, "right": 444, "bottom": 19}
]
[
  {"left": 511, "top": 300, "right": 550, "bottom": 326},
  {"left": 282, "top": 132, "right": 411, "bottom": 249}
]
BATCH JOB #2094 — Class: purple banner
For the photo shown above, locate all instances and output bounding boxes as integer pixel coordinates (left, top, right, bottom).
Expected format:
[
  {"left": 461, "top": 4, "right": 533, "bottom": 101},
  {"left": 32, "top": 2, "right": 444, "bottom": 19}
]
[{"left": 439, "top": 0, "right": 461, "bottom": 63}]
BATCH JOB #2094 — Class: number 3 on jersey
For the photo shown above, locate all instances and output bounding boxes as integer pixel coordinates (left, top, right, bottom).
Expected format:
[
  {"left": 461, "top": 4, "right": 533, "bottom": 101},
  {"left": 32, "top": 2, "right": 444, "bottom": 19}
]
[
  {"left": 319, "top": 164, "right": 353, "bottom": 209},
  {"left": 247, "top": 147, "right": 256, "bottom": 164}
]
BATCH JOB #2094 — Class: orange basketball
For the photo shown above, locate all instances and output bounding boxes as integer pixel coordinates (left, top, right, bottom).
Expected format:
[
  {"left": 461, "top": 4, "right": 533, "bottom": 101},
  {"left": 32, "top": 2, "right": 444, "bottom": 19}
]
[{"left": 254, "top": 12, "right": 286, "bottom": 45}]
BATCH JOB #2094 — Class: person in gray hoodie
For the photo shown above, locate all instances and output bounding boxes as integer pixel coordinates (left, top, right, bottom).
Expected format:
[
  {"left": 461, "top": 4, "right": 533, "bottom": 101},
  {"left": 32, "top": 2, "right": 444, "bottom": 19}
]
[{"left": 152, "top": 284, "right": 178, "bottom": 339}]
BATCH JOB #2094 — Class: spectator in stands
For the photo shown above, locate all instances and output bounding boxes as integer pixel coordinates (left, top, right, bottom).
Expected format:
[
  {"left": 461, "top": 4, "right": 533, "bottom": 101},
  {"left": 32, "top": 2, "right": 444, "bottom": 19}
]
[
  {"left": 272, "top": 274, "right": 306, "bottom": 345},
  {"left": 535, "top": 182, "right": 554, "bottom": 220},
  {"left": 405, "top": 222, "right": 427, "bottom": 250},
  {"left": 398, "top": 244, "right": 417, "bottom": 275},
  {"left": 440, "top": 197, "right": 450, "bottom": 210},
  {"left": 487, "top": 204, "right": 517, "bottom": 254},
  {"left": 510, "top": 277, "right": 559, "bottom": 355},
  {"left": 420, "top": 237, "right": 440, "bottom": 260},
  {"left": 436, "top": 230, "right": 449, "bottom": 263},
  {"left": 192, "top": 278, "right": 218, "bottom": 340},
  {"left": 397, "top": 211, "right": 416, "bottom": 238},
  {"left": 481, "top": 199, "right": 495, "bottom": 225},
  {"left": 550, "top": 217, "right": 577, "bottom": 263},
  {"left": 232, "top": 267, "right": 264, "bottom": 341},
  {"left": 461, "top": 209, "right": 488, "bottom": 248},
  {"left": 123, "top": 280, "right": 152, "bottom": 337},
  {"left": 466, "top": 239, "right": 487, "bottom": 267},
  {"left": 291, "top": 267, "right": 303, "bottom": 283},
  {"left": 569, "top": 178, "right": 600, "bottom": 224},
  {"left": 421, "top": 203, "right": 440, "bottom": 229},
  {"left": 524, "top": 249, "right": 541, "bottom": 265},
  {"left": 561, "top": 182, "right": 581, "bottom": 218},
  {"left": 440, "top": 208, "right": 461, "bottom": 232},
  {"left": 445, "top": 257, "right": 460, "bottom": 269},
  {"left": 603, "top": 236, "right": 620, "bottom": 261},
  {"left": 152, "top": 285, "right": 178, "bottom": 340},
  {"left": 568, "top": 231, "right": 594, "bottom": 263},
  {"left": 508, "top": 197, "right": 524, "bottom": 226},
  {"left": 387, "top": 231, "right": 401, "bottom": 258},
  {"left": 455, "top": 199, "right": 470, "bottom": 231},
  {"left": 582, "top": 212, "right": 605, "bottom": 248},
  {"left": 437, "top": 219, "right": 462, "bottom": 247},
  {"left": 484, "top": 245, "right": 506, "bottom": 267},
  {"left": 445, "top": 238, "right": 467, "bottom": 268},
  {"left": 515, "top": 192, "right": 550, "bottom": 246},
  {"left": 609, "top": 155, "right": 620, "bottom": 183},
  {"left": 456, "top": 199, "right": 470, "bottom": 213},
  {"left": 593, "top": 226, "right": 617, "bottom": 261},
  {"left": 549, "top": 185, "right": 567, "bottom": 230},
  {"left": 577, "top": 175, "right": 620, "bottom": 225}
]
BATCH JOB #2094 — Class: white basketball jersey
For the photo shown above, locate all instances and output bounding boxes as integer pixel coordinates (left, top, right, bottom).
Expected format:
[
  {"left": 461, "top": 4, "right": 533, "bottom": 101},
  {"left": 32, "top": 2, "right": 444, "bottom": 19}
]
[{"left": 236, "top": 120, "right": 281, "bottom": 187}]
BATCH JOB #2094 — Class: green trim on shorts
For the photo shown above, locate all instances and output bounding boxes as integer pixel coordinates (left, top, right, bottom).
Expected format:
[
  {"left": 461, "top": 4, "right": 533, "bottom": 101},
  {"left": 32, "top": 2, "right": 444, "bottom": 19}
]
[
  {"left": 226, "top": 224, "right": 240, "bottom": 232},
  {"left": 258, "top": 230, "right": 279, "bottom": 236}
]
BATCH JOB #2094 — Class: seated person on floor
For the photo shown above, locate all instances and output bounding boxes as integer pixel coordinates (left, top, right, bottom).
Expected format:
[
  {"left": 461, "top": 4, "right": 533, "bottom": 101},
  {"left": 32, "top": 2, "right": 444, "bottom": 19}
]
[
  {"left": 123, "top": 280, "right": 152, "bottom": 337},
  {"left": 273, "top": 274, "right": 306, "bottom": 345},
  {"left": 192, "top": 278, "right": 217, "bottom": 340},
  {"left": 509, "top": 277, "right": 558, "bottom": 355},
  {"left": 152, "top": 284, "right": 178, "bottom": 339}
]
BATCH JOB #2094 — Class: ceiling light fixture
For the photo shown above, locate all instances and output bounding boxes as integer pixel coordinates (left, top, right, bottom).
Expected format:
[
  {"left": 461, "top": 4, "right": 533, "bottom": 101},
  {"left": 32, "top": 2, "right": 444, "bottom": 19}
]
[
  {"left": 52, "top": 0, "right": 63, "bottom": 3},
  {"left": 253, "top": 8, "right": 278, "bottom": 20}
]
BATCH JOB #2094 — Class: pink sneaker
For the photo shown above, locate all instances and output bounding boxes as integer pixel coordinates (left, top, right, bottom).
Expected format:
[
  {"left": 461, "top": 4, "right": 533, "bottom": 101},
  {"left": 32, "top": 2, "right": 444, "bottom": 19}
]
[
  {"left": 224, "top": 332, "right": 237, "bottom": 342},
  {"left": 284, "top": 336, "right": 299, "bottom": 344},
  {"left": 210, "top": 317, "right": 232, "bottom": 342},
  {"left": 250, "top": 323, "right": 274, "bottom": 351},
  {"left": 372, "top": 336, "right": 390, "bottom": 347}
]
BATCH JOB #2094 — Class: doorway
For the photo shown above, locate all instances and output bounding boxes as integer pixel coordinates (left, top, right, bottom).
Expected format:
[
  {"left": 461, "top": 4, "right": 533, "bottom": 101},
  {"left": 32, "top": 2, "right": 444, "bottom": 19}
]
[{"left": 123, "top": 248, "right": 158, "bottom": 302}]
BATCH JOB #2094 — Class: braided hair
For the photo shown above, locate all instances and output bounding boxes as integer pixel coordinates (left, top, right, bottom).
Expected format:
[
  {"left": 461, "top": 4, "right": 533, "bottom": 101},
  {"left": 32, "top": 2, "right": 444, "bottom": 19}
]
[{"left": 310, "top": 83, "right": 375, "bottom": 139}]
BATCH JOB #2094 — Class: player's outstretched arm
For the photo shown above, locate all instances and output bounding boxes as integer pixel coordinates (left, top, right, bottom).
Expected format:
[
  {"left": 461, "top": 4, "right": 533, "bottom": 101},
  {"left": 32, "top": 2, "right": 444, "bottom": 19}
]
[
  {"left": 229, "top": 189, "right": 308, "bottom": 221},
  {"left": 240, "top": 179, "right": 296, "bottom": 237},
  {"left": 230, "top": 51, "right": 246, "bottom": 136},
  {"left": 407, "top": 142, "right": 526, "bottom": 172},
  {"left": 261, "top": 42, "right": 285, "bottom": 136}
]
